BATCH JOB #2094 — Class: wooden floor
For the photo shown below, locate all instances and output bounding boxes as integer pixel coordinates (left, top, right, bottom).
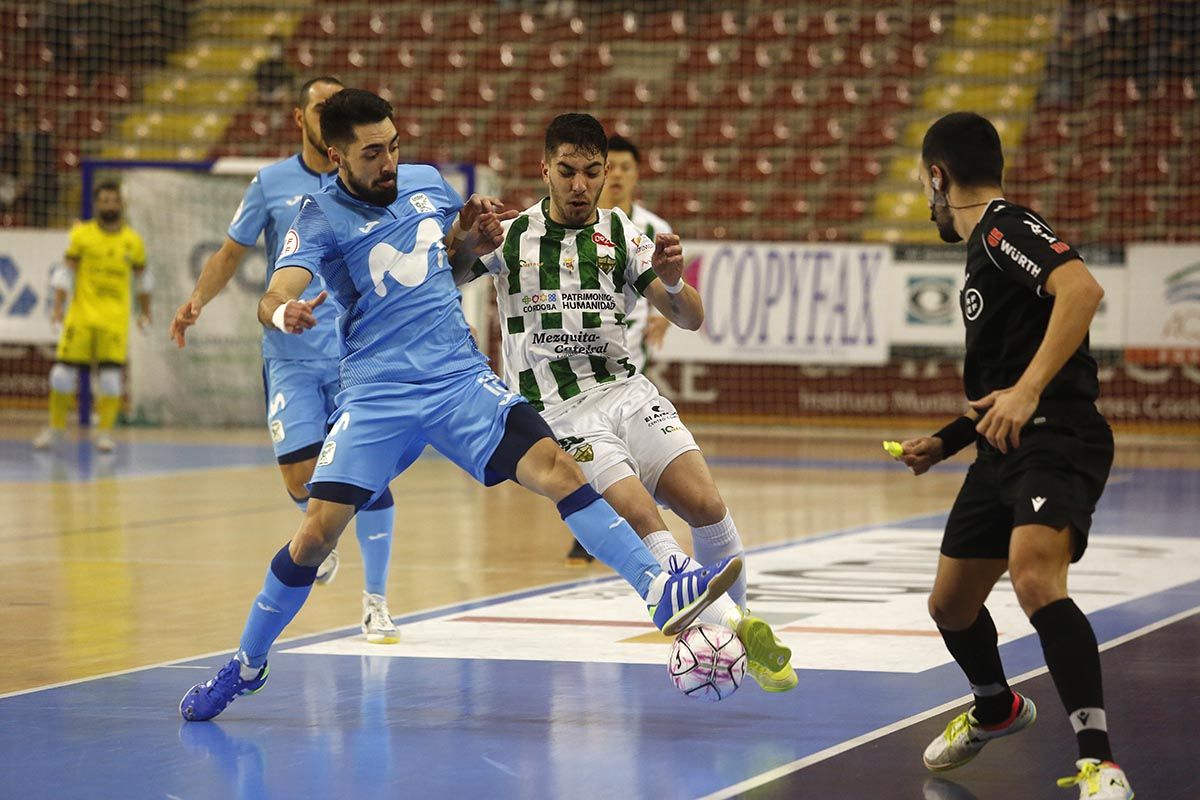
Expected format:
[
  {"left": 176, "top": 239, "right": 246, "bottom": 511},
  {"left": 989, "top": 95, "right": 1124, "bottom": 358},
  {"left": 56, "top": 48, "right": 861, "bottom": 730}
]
[{"left": 1, "top": 422, "right": 1197, "bottom": 696}]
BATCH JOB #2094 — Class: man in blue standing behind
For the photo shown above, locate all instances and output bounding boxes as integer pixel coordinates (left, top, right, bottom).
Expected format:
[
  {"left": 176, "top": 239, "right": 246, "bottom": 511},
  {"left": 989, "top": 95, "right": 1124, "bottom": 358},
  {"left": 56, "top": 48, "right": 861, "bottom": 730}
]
[
  {"left": 179, "top": 88, "right": 741, "bottom": 721},
  {"left": 169, "top": 77, "right": 400, "bottom": 644}
]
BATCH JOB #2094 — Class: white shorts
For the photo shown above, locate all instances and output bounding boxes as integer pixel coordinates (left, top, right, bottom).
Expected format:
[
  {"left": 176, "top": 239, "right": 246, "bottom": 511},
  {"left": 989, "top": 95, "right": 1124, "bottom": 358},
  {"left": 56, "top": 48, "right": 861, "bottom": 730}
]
[{"left": 542, "top": 374, "right": 700, "bottom": 496}]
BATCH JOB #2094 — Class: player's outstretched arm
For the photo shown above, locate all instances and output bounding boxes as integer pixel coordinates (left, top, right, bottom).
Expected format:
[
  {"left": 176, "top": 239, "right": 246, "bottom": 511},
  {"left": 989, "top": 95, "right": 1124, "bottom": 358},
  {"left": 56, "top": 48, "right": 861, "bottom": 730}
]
[
  {"left": 169, "top": 237, "right": 249, "bottom": 348},
  {"left": 258, "top": 266, "right": 322, "bottom": 334},
  {"left": 643, "top": 233, "right": 703, "bottom": 330},
  {"left": 446, "top": 194, "right": 518, "bottom": 284},
  {"left": 970, "top": 260, "right": 1102, "bottom": 453}
]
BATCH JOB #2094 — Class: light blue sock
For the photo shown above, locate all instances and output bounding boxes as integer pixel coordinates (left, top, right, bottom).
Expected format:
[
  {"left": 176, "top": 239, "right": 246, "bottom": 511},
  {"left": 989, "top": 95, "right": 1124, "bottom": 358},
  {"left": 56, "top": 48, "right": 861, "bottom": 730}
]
[
  {"left": 355, "top": 488, "right": 394, "bottom": 596},
  {"left": 557, "top": 485, "right": 661, "bottom": 597},
  {"left": 238, "top": 545, "right": 317, "bottom": 667}
]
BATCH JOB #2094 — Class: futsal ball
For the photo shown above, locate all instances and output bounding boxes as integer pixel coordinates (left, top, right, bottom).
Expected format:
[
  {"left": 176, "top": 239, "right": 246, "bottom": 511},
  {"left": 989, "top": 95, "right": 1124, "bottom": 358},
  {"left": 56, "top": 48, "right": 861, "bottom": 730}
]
[{"left": 668, "top": 623, "right": 747, "bottom": 701}]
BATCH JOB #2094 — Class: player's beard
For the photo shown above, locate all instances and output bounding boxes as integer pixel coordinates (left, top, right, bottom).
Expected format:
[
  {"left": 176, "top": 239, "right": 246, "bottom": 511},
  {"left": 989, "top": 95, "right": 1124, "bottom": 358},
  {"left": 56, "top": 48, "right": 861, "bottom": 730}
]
[
  {"left": 554, "top": 184, "right": 602, "bottom": 226},
  {"left": 303, "top": 122, "right": 325, "bottom": 159},
  {"left": 345, "top": 164, "right": 398, "bottom": 207},
  {"left": 97, "top": 209, "right": 121, "bottom": 225},
  {"left": 930, "top": 202, "right": 962, "bottom": 243}
]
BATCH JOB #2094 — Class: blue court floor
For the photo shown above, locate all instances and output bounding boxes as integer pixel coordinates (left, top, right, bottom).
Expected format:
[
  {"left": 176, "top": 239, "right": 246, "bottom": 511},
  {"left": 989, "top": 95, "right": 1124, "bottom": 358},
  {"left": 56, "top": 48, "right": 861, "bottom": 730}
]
[{"left": 1, "top": 436, "right": 1196, "bottom": 799}]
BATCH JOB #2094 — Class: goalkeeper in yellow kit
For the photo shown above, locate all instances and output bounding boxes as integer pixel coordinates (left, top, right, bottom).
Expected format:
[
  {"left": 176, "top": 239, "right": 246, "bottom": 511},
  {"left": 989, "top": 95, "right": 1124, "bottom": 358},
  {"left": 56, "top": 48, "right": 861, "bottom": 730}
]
[{"left": 34, "top": 181, "right": 152, "bottom": 453}]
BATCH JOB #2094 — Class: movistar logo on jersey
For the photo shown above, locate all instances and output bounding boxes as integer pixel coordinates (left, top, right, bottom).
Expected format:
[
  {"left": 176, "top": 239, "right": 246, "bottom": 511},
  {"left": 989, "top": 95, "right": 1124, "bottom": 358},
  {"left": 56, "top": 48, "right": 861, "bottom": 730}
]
[{"left": 997, "top": 239, "right": 1042, "bottom": 278}]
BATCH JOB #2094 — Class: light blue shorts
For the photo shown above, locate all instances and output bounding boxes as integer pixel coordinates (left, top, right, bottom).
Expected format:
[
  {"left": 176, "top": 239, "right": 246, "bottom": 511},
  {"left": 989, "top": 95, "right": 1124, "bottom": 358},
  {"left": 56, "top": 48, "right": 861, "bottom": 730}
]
[{"left": 264, "top": 357, "right": 340, "bottom": 461}]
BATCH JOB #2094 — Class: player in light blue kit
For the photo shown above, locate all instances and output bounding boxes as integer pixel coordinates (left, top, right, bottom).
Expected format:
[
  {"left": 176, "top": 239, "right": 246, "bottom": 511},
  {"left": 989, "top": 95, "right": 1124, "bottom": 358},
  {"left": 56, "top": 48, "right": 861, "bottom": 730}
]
[
  {"left": 168, "top": 77, "right": 399, "bottom": 643},
  {"left": 179, "top": 89, "right": 742, "bottom": 722}
]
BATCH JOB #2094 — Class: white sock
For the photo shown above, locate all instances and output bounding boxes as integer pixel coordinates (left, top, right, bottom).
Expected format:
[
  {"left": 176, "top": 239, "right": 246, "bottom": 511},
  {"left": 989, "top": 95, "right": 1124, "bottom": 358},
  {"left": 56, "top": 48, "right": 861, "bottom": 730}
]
[
  {"left": 691, "top": 511, "right": 747, "bottom": 609},
  {"left": 643, "top": 530, "right": 742, "bottom": 630}
]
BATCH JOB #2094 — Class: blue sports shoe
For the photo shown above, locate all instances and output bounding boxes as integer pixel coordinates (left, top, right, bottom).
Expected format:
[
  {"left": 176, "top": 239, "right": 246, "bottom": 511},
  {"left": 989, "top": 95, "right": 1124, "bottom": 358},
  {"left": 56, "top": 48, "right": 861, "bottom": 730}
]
[
  {"left": 179, "top": 658, "right": 269, "bottom": 722},
  {"left": 651, "top": 555, "right": 743, "bottom": 636}
]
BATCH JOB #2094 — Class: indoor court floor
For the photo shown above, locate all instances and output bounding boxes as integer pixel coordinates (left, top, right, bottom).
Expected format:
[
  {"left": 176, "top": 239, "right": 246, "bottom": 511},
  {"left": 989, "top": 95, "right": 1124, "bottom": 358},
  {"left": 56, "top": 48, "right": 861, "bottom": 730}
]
[{"left": 0, "top": 423, "right": 1196, "bottom": 799}]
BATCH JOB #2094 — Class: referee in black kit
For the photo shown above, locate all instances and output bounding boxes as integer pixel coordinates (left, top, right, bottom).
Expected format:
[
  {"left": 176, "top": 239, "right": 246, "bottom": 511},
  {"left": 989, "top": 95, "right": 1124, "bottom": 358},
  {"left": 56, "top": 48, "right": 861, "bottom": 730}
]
[{"left": 890, "top": 112, "right": 1133, "bottom": 800}]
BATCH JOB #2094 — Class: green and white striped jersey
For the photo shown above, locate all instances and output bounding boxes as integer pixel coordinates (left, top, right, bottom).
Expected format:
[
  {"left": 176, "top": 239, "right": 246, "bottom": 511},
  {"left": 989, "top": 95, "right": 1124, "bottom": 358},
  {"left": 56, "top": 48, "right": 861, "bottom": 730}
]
[
  {"left": 623, "top": 203, "right": 673, "bottom": 372},
  {"left": 474, "top": 198, "right": 659, "bottom": 411}
]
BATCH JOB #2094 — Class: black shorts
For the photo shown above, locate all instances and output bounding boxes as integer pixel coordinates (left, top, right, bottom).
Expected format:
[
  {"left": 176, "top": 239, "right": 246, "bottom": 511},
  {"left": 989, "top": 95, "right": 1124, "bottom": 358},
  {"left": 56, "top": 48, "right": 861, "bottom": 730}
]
[{"left": 941, "top": 402, "right": 1113, "bottom": 563}]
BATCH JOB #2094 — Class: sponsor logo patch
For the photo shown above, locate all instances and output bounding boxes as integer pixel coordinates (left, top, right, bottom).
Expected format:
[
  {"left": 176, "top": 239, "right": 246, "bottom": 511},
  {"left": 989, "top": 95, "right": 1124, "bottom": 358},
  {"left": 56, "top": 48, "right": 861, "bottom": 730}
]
[
  {"left": 409, "top": 193, "right": 436, "bottom": 214},
  {"left": 270, "top": 419, "right": 285, "bottom": 443},
  {"left": 1051, "top": 241, "right": 1071, "bottom": 254},
  {"left": 592, "top": 231, "right": 616, "bottom": 248},
  {"left": 987, "top": 227, "right": 1004, "bottom": 247},
  {"left": 280, "top": 229, "right": 300, "bottom": 258},
  {"left": 317, "top": 440, "right": 336, "bottom": 467}
]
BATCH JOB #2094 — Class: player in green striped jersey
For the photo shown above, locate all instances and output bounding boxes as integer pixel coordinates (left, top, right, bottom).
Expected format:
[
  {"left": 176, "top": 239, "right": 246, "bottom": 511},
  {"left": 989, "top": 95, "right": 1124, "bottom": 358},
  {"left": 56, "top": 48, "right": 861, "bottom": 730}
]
[{"left": 459, "top": 113, "right": 797, "bottom": 692}]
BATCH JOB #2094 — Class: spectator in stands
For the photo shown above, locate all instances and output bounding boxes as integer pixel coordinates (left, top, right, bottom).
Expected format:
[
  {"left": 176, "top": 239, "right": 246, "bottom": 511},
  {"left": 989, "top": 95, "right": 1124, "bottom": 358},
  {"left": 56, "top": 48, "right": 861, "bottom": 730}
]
[
  {"left": 1, "top": 110, "right": 57, "bottom": 228},
  {"left": 255, "top": 36, "right": 295, "bottom": 105}
]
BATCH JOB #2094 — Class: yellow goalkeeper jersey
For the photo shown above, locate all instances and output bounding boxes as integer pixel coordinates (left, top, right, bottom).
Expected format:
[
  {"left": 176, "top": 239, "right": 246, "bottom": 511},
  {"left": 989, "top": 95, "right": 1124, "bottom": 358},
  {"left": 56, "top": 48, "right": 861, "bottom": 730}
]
[{"left": 63, "top": 220, "right": 146, "bottom": 330}]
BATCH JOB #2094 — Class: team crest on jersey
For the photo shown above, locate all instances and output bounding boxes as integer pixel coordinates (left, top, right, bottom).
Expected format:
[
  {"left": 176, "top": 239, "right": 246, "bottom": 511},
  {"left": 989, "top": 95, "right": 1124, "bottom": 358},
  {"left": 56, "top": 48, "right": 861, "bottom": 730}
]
[
  {"left": 597, "top": 255, "right": 617, "bottom": 273},
  {"left": 409, "top": 193, "right": 435, "bottom": 214},
  {"left": 317, "top": 440, "right": 336, "bottom": 466},
  {"left": 563, "top": 257, "right": 576, "bottom": 271},
  {"left": 270, "top": 419, "right": 285, "bottom": 443},
  {"left": 281, "top": 229, "right": 300, "bottom": 257},
  {"left": 557, "top": 435, "right": 594, "bottom": 463}
]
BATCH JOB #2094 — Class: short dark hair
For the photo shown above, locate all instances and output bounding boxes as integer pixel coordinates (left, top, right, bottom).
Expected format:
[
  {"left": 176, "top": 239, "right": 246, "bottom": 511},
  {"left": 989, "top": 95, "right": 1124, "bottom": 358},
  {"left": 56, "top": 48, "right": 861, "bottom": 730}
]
[
  {"left": 93, "top": 180, "right": 121, "bottom": 199},
  {"left": 921, "top": 112, "right": 1004, "bottom": 189},
  {"left": 298, "top": 75, "right": 343, "bottom": 111},
  {"left": 607, "top": 134, "right": 640, "bottom": 163},
  {"left": 319, "top": 88, "right": 393, "bottom": 150},
  {"left": 544, "top": 113, "right": 608, "bottom": 159}
]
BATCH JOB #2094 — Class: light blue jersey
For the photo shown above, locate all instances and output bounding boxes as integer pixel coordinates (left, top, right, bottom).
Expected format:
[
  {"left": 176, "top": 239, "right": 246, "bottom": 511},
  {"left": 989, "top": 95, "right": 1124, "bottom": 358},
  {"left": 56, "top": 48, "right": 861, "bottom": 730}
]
[
  {"left": 277, "top": 165, "right": 528, "bottom": 496},
  {"left": 278, "top": 165, "right": 482, "bottom": 388},
  {"left": 228, "top": 153, "right": 339, "bottom": 362}
]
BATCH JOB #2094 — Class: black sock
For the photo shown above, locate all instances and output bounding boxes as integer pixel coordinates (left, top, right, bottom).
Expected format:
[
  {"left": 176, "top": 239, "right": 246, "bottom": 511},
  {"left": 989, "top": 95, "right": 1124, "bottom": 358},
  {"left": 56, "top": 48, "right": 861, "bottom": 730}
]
[
  {"left": 1030, "top": 598, "right": 1113, "bottom": 762},
  {"left": 938, "top": 605, "right": 1015, "bottom": 724}
]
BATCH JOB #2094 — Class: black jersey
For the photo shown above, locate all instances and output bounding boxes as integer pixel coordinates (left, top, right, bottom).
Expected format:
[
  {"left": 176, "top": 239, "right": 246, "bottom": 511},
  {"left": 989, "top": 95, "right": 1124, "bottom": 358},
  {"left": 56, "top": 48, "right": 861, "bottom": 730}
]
[{"left": 960, "top": 199, "right": 1099, "bottom": 404}]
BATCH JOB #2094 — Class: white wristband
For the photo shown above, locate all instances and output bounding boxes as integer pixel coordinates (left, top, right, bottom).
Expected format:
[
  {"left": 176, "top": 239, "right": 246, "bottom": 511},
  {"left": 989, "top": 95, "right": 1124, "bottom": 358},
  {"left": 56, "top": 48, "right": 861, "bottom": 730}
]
[
  {"left": 271, "top": 303, "right": 290, "bottom": 333},
  {"left": 664, "top": 277, "right": 685, "bottom": 294}
]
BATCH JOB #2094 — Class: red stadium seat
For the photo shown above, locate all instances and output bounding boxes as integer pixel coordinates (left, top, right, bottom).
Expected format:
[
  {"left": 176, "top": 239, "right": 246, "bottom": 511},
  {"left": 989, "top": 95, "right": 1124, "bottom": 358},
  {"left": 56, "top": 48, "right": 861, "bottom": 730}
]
[
  {"left": 690, "top": 11, "right": 741, "bottom": 44},
  {"left": 642, "top": 10, "right": 687, "bottom": 42},
  {"left": 345, "top": 10, "right": 391, "bottom": 40},
  {"left": 742, "top": 10, "right": 789, "bottom": 44},
  {"left": 758, "top": 195, "right": 816, "bottom": 226},
  {"left": 638, "top": 113, "right": 687, "bottom": 147},
  {"left": 745, "top": 118, "right": 794, "bottom": 149},
  {"left": 762, "top": 80, "right": 811, "bottom": 112},
  {"left": 709, "top": 79, "right": 758, "bottom": 109},
  {"left": 816, "top": 191, "right": 867, "bottom": 223},
  {"left": 377, "top": 43, "right": 422, "bottom": 75},
  {"left": 1169, "top": 193, "right": 1200, "bottom": 225},
  {"left": 798, "top": 115, "right": 848, "bottom": 149},
  {"left": 692, "top": 114, "right": 741, "bottom": 148},
  {"left": 1008, "top": 152, "right": 1059, "bottom": 185},
  {"left": 728, "top": 44, "right": 773, "bottom": 76},
  {"left": 1130, "top": 115, "right": 1184, "bottom": 149},
  {"left": 1063, "top": 153, "right": 1115, "bottom": 186},
  {"left": 1023, "top": 113, "right": 1072, "bottom": 151},
  {"left": 675, "top": 150, "right": 727, "bottom": 183},
  {"left": 661, "top": 78, "right": 705, "bottom": 110},
  {"left": 856, "top": 118, "right": 898, "bottom": 149},
  {"left": 552, "top": 80, "right": 600, "bottom": 110},
  {"left": 813, "top": 81, "right": 864, "bottom": 113},
  {"left": 779, "top": 155, "right": 831, "bottom": 186},
  {"left": 774, "top": 46, "right": 823, "bottom": 80},
  {"left": 576, "top": 43, "right": 615, "bottom": 74},
  {"left": 1104, "top": 192, "right": 1159, "bottom": 236},
  {"left": 592, "top": 11, "right": 638, "bottom": 41},
  {"left": 495, "top": 11, "right": 538, "bottom": 42},
  {"left": 675, "top": 44, "right": 724, "bottom": 75},
  {"left": 841, "top": 155, "right": 884, "bottom": 184},
  {"left": 709, "top": 189, "right": 756, "bottom": 220},
  {"left": 1052, "top": 190, "right": 1100, "bottom": 224},
  {"left": 1119, "top": 151, "right": 1171, "bottom": 188},
  {"left": 655, "top": 188, "right": 702, "bottom": 222},
  {"left": 603, "top": 78, "right": 655, "bottom": 112},
  {"left": 1089, "top": 113, "right": 1128, "bottom": 148}
]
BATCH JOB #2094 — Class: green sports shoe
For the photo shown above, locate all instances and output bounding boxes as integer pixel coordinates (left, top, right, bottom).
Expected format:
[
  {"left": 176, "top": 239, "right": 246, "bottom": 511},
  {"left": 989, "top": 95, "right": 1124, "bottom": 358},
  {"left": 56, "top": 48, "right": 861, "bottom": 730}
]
[{"left": 736, "top": 613, "right": 798, "bottom": 692}]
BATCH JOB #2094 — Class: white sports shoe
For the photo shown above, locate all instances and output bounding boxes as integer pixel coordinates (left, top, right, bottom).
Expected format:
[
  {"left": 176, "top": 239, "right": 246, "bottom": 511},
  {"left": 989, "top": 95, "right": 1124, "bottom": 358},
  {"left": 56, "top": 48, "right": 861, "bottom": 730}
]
[
  {"left": 33, "top": 427, "right": 63, "bottom": 450},
  {"left": 1057, "top": 759, "right": 1134, "bottom": 799},
  {"left": 93, "top": 430, "right": 116, "bottom": 453},
  {"left": 361, "top": 591, "right": 399, "bottom": 644},
  {"left": 314, "top": 549, "right": 339, "bottom": 585},
  {"left": 923, "top": 693, "right": 1037, "bottom": 771}
]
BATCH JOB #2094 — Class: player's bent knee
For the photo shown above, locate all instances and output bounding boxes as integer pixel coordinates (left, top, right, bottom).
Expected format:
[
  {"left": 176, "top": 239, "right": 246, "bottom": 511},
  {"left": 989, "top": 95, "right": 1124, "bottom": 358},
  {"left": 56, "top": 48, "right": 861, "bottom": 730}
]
[
  {"left": 928, "top": 594, "right": 975, "bottom": 630},
  {"left": 49, "top": 363, "right": 79, "bottom": 394},
  {"left": 96, "top": 367, "right": 122, "bottom": 398}
]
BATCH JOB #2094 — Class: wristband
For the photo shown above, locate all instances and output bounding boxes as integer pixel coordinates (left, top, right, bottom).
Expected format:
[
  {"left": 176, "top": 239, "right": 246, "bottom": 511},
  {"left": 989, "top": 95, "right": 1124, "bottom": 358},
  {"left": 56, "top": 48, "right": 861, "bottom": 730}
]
[
  {"left": 664, "top": 277, "right": 685, "bottom": 294},
  {"left": 271, "top": 303, "right": 290, "bottom": 333},
  {"left": 933, "top": 415, "right": 977, "bottom": 458}
]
